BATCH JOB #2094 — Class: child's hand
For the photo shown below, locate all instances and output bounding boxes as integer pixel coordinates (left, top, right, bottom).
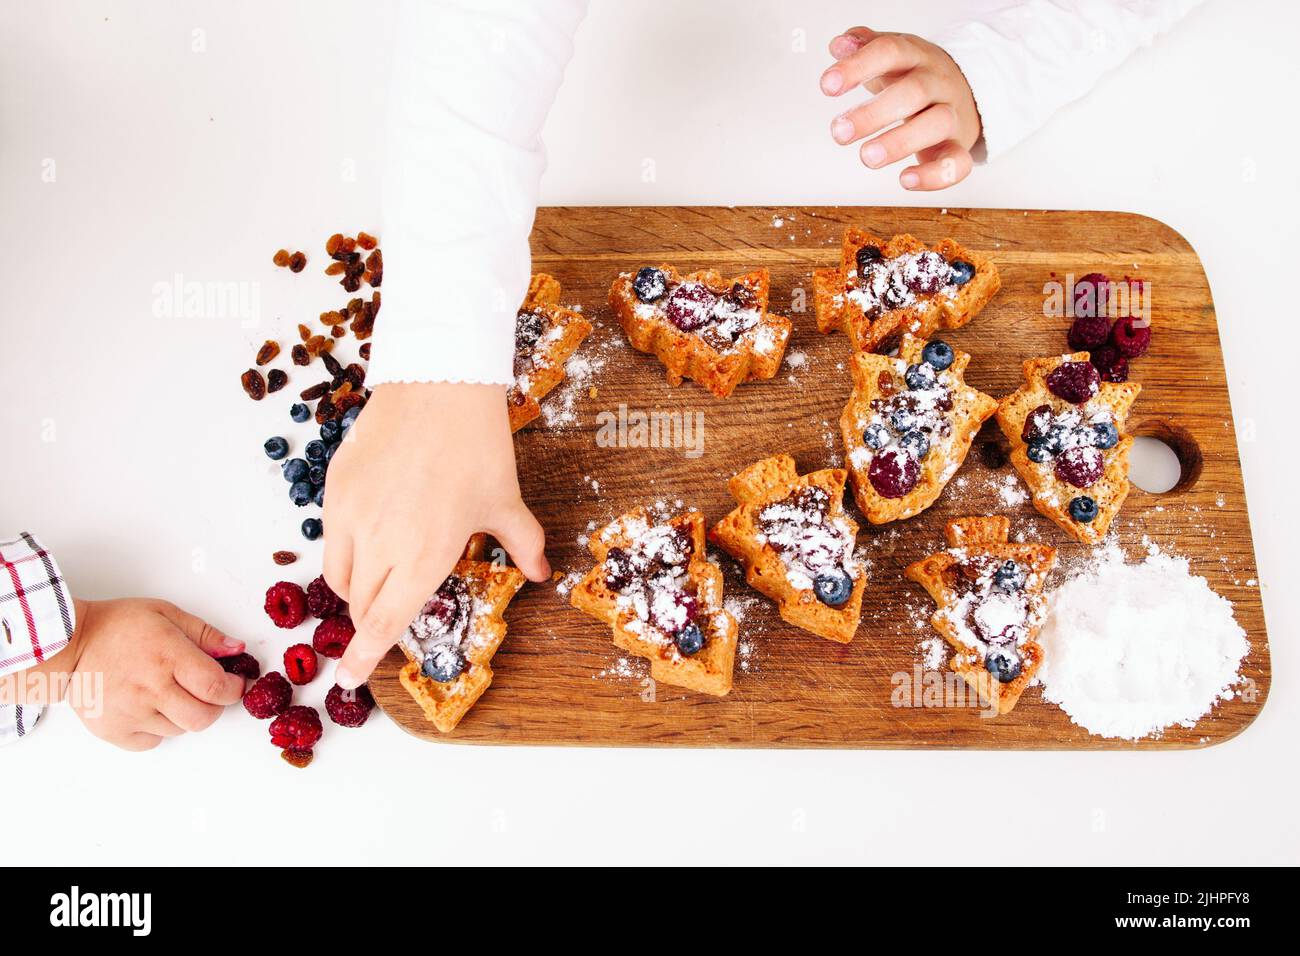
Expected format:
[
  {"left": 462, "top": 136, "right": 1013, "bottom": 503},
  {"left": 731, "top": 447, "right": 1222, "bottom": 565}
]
[
  {"left": 820, "top": 27, "right": 981, "bottom": 190},
  {"left": 26, "top": 598, "right": 246, "bottom": 750},
  {"left": 323, "top": 382, "right": 550, "bottom": 689}
]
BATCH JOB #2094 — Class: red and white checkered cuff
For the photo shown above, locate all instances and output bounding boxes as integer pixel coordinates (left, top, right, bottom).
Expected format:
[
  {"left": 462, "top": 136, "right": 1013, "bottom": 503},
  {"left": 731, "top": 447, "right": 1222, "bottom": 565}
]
[{"left": 0, "top": 532, "right": 76, "bottom": 675}]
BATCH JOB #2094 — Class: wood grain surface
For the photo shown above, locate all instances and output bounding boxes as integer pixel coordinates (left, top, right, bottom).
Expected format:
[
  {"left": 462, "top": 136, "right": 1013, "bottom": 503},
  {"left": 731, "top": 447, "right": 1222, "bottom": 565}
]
[{"left": 370, "top": 206, "right": 1270, "bottom": 749}]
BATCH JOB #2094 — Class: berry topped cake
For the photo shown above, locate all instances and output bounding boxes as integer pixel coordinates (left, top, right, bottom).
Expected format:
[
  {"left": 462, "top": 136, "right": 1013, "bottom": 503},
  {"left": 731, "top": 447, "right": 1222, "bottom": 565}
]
[
  {"left": 996, "top": 352, "right": 1142, "bottom": 544},
  {"left": 813, "top": 229, "right": 1000, "bottom": 354},
  {"left": 570, "top": 508, "right": 739, "bottom": 696},
  {"left": 507, "top": 273, "right": 592, "bottom": 432},
  {"left": 608, "top": 265, "right": 791, "bottom": 398},
  {"left": 396, "top": 534, "right": 526, "bottom": 732},
  {"left": 710, "top": 454, "right": 866, "bottom": 643},
  {"left": 905, "top": 516, "right": 1058, "bottom": 716},
  {"left": 841, "top": 334, "right": 997, "bottom": 524}
]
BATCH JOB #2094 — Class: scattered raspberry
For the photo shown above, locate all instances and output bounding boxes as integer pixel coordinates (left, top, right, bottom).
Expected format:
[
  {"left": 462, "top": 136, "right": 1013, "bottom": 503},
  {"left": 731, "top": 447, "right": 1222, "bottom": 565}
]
[
  {"left": 1045, "top": 361, "right": 1100, "bottom": 405},
  {"left": 1111, "top": 315, "right": 1152, "bottom": 358},
  {"left": 1054, "top": 445, "right": 1105, "bottom": 488},
  {"left": 306, "top": 575, "right": 344, "bottom": 618},
  {"left": 281, "top": 748, "right": 314, "bottom": 769},
  {"left": 243, "top": 671, "right": 292, "bottom": 719},
  {"left": 313, "top": 615, "right": 355, "bottom": 659},
  {"left": 219, "top": 653, "right": 261, "bottom": 680},
  {"left": 1090, "top": 343, "right": 1130, "bottom": 383},
  {"left": 1067, "top": 314, "right": 1111, "bottom": 351},
  {"left": 1073, "top": 272, "right": 1109, "bottom": 317},
  {"left": 283, "top": 643, "right": 319, "bottom": 685},
  {"left": 325, "top": 683, "right": 376, "bottom": 728},
  {"left": 264, "top": 581, "right": 309, "bottom": 629},
  {"left": 269, "top": 705, "right": 323, "bottom": 750}
]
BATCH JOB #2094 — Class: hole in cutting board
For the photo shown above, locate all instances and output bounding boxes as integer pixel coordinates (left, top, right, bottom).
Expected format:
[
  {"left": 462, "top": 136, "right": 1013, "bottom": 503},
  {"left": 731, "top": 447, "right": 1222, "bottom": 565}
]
[{"left": 1130, "top": 420, "right": 1203, "bottom": 493}]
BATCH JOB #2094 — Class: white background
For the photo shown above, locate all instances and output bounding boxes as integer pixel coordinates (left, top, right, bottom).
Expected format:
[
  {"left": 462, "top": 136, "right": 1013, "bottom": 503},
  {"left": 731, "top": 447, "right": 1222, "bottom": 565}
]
[{"left": 2, "top": 0, "right": 1296, "bottom": 865}]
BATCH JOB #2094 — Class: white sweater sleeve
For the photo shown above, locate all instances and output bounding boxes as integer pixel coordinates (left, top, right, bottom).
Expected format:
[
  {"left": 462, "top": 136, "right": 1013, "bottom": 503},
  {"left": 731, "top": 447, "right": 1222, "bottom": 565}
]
[
  {"left": 368, "top": 0, "right": 588, "bottom": 387},
  {"left": 934, "top": 0, "right": 1207, "bottom": 161}
]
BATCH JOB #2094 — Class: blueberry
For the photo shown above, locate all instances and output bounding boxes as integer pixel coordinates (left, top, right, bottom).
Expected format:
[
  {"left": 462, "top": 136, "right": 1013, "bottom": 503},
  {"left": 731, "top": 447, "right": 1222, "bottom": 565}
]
[
  {"left": 632, "top": 267, "right": 668, "bottom": 303},
  {"left": 282, "top": 458, "right": 309, "bottom": 483},
  {"left": 985, "top": 649, "right": 1022, "bottom": 683},
  {"left": 898, "top": 429, "right": 931, "bottom": 461},
  {"left": 325, "top": 441, "right": 340, "bottom": 463},
  {"left": 949, "top": 260, "right": 976, "bottom": 286},
  {"left": 340, "top": 406, "right": 362, "bottom": 431},
  {"left": 306, "top": 440, "right": 328, "bottom": 462},
  {"left": 422, "top": 645, "right": 466, "bottom": 683},
  {"left": 1069, "top": 495, "right": 1098, "bottom": 523},
  {"left": 312, "top": 484, "right": 325, "bottom": 507},
  {"left": 290, "top": 403, "right": 311, "bottom": 423},
  {"left": 921, "top": 340, "right": 955, "bottom": 371},
  {"left": 301, "top": 517, "right": 323, "bottom": 540},
  {"left": 890, "top": 405, "right": 918, "bottom": 432},
  {"left": 904, "top": 362, "right": 937, "bottom": 391},
  {"left": 1043, "top": 425, "right": 1071, "bottom": 454},
  {"left": 855, "top": 245, "right": 883, "bottom": 273},
  {"left": 674, "top": 623, "right": 706, "bottom": 656},
  {"left": 1092, "top": 421, "right": 1119, "bottom": 450},
  {"left": 289, "top": 481, "right": 314, "bottom": 507},
  {"left": 863, "top": 422, "right": 891, "bottom": 450},
  {"left": 993, "top": 560, "right": 1025, "bottom": 592},
  {"left": 1026, "top": 440, "right": 1053, "bottom": 464},
  {"left": 813, "top": 569, "right": 854, "bottom": 608},
  {"left": 264, "top": 436, "right": 289, "bottom": 461},
  {"left": 320, "top": 419, "right": 341, "bottom": 443},
  {"left": 309, "top": 464, "right": 327, "bottom": 485}
]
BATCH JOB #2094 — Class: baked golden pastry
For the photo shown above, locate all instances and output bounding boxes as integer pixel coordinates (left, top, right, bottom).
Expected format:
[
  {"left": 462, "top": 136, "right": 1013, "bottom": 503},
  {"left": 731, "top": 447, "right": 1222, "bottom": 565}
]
[{"left": 508, "top": 273, "right": 592, "bottom": 432}]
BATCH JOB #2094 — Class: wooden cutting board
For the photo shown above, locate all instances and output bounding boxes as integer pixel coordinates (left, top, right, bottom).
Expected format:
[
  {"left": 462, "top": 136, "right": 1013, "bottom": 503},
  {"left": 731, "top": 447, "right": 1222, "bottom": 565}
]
[{"left": 370, "top": 206, "right": 1271, "bottom": 749}]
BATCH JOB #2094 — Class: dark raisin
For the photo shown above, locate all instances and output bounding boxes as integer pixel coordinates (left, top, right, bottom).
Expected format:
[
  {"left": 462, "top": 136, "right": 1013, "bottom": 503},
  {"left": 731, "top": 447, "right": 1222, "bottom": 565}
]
[
  {"left": 345, "top": 363, "right": 366, "bottom": 388},
  {"left": 288, "top": 251, "right": 307, "bottom": 273},
  {"left": 330, "top": 325, "right": 346, "bottom": 338},
  {"left": 267, "top": 368, "right": 288, "bottom": 393},
  {"left": 272, "top": 551, "right": 298, "bottom": 566},
  {"left": 240, "top": 369, "right": 266, "bottom": 401},
  {"left": 291, "top": 344, "right": 310, "bottom": 366},
  {"left": 359, "top": 343, "right": 371, "bottom": 361},
  {"left": 341, "top": 274, "right": 361, "bottom": 293},
  {"left": 321, "top": 350, "right": 343, "bottom": 378},
  {"left": 315, "top": 399, "right": 337, "bottom": 424},
  {"left": 256, "top": 340, "right": 280, "bottom": 366},
  {"left": 300, "top": 381, "right": 331, "bottom": 401}
]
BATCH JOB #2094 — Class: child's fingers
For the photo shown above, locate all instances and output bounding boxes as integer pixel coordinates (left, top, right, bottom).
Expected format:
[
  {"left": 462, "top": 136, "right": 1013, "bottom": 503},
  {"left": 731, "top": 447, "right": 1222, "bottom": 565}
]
[
  {"left": 143, "top": 711, "right": 187, "bottom": 737},
  {"left": 171, "top": 641, "right": 245, "bottom": 706},
  {"left": 117, "top": 732, "right": 163, "bottom": 752},
  {"left": 322, "top": 532, "right": 354, "bottom": 603},
  {"left": 900, "top": 141, "right": 973, "bottom": 190},
  {"left": 156, "top": 602, "right": 244, "bottom": 657},
  {"left": 860, "top": 104, "right": 957, "bottom": 168},
  {"left": 158, "top": 683, "right": 223, "bottom": 732},
  {"left": 821, "top": 33, "right": 922, "bottom": 95},
  {"left": 487, "top": 502, "right": 551, "bottom": 583},
  {"left": 830, "top": 71, "right": 932, "bottom": 145},
  {"left": 828, "top": 26, "right": 876, "bottom": 59},
  {"left": 337, "top": 559, "right": 447, "bottom": 690}
]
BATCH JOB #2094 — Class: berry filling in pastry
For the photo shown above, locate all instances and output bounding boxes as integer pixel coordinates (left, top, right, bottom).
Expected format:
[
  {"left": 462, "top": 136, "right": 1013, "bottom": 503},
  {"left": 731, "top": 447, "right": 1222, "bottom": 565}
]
[
  {"left": 601, "top": 520, "right": 707, "bottom": 656},
  {"left": 403, "top": 576, "right": 476, "bottom": 683},
  {"left": 632, "top": 267, "right": 763, "bottom": 353},
  {"left": 756, "top": 486, "right": 858, "bottom": 607},
  {"left": 939, "top": 555, "right": 1044, "bottom": 684},
  {"left": 844, "top": 245, "right": 974, "bottom": 324},
  {"left": 1020, "top": 394, "right": 1120, "bottom": 521}
]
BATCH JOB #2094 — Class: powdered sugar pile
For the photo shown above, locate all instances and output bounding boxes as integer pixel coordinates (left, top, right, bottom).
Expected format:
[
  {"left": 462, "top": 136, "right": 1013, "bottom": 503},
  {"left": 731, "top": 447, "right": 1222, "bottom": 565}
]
[{"left": 1037, "top": 544, "right": 1249, "bottom": 740}]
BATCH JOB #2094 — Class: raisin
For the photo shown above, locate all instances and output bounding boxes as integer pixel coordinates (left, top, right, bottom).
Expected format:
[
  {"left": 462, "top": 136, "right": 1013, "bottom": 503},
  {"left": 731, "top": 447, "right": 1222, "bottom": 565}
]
[
  {"left": 291, "top": 344, "right": 310, "bottom": 366},
  {"left": 330, "top": 382, "right": 353, "bottom": 404},
  {"left": 289, "top": 251, "right": 307, "bottom": 273},
  {"left": 325, "top": 233, "right": 344, "bottom": 256},
  {"left": 315, "top": 399, "right": 338, "bottom": 423},
  {"left": 267, "top": 368, "right": 288, "bottom": 393},
  {"left": 241, "top": 368, "right": 266, "bottom": 401},
  {"left": 341, "top": 274, "right": 361, "bottom": 293},
  {"left": 320, "top": 310, "right": 346, "bottom": 327},
  {"left": 324, "top": 261, "right": 346, "bottom": 276},
  {"left": 304, "top": 335, "right": 328, "bottom": 357},
  {"left": 272, "top": 551, "right": 298, "bottom": 566},
  {"left": 329, "top": 236, "right": 356, "bottom": 261},
  {"left": 359, "top": 343, "right": 371, "bottom": 361},
  {"left": 335, "top": 391, "right": 365, "bottom": 414},
  {"left": 347, "top": 297, "right": 363, "bottom": 315},
  {"left": 365, "top": 249, "right": 382, "bottom": 287},
  {"left": 298, "top": 324, "right": 312, "bottom": 342},
  {"left": 256, "top": 340, "right": 280, "bottom": 366},
  {"left": 345, "top": 363, "right": 366, "bottom": 389},
  {"left": 280, "top": 748, "right": 314, "bottom": 769},
  {"left": 876, "top": 370, "right": 896, "bottom": 396},
  {"left": 357, "top": 231, "right": 378, "bottom": 250},
  {"left": 273, "top": 249, "right": 291, "bottom": 267},
  {"left": 300, "top": 381, "right": 331, "bottom": 401},
  {"left": 330, "top": 325, "right": 346, "bottom": 338},
  {"left": 321, "top": 350, "right": 343, "bottom": 378}
]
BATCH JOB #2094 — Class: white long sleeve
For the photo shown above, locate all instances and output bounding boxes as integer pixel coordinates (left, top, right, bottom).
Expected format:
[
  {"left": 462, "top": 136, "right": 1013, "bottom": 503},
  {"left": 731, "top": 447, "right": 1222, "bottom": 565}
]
[
  {"left": 369, "top": 0, "right": 588, "bottom": 387},
  {"left": 935, "top": 0, "right": 1207, "bottom": 161}
]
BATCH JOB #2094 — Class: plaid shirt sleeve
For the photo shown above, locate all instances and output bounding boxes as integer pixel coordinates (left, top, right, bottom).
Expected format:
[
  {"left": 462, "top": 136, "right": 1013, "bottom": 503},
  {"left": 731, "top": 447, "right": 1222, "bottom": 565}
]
[{"left": 0, "top": 532, "right": 76, "bottom": 745}]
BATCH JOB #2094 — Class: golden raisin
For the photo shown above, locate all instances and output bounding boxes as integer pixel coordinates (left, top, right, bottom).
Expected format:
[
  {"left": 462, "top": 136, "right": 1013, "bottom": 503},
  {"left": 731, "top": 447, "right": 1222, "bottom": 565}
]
[
  {"left": 324, "top": 262, "right": 345, "bottom": 276},
  {"left": 272, "top": 551, "right": 298, "bottom": 566},
  {"left": 298, "top": 324, "right": 312, "bottom": 342},
  {"left": 273, "top": 249, "right": 291, "bottom": 267},
  {"left": 356, "top": 231, "right": 378, "bottom": 250},
  {"left": 255, "top": 340, "right": 280, "bottom": 366},
  {"left": 280, "top": 748, "right": 314, "bottom": 769},
  {"left": 319, "top": 310, "right": 346, "bottom": 326}
]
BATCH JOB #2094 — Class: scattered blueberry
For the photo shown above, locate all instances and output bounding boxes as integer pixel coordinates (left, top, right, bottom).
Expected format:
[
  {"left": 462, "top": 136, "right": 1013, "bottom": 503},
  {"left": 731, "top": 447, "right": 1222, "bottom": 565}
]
[
  {"left": 282, "top": 458, "right": 309, "bottom": 483},
  {"left": 813, "top": 569, "right": 854, "bottom": 608},
  {"left": 290, "top": 403, "right": 311, "bottom": 423},
  {"left": 674, "top": 623, "right": 706, "bottom": 656},
  {"left": 898, "top": 429, "right": 931, "bottom": 461},
  {"left": 921, "top": 340, "right": 954, "bottom": 371},
  {"left": 320, "top": 419, "right": 341, "bottom": 443},
  {"left": 1092, "top": 421, "right": 1119, "bottom": 449},
  {"left": 312, "top": 484, "right": 325, "bottom": 508},
  {"left": 309, "top": 464, "right": 327, "bottom": 485},
  {"left": 289, "top": 481, "right": 314, "bottom": 507},
  {"left": 422, "top": 645, "right": 466, "bottom": 683},
  {"left": 305, "top": 440, "right": 327, "bottom": 462},
  {"left": 1026, "top": 440, "right": 1053, "bottom": 464},
  {"left": 905, "top": 362, "right": 937, "bottom": 391},
  {"left": 633, "top": 267, "right": 668, "bottom": 303},
  {"left": 949, "top": 260, "right": 976, "bottom": 286},
  {"left": 863, "top": 423, "right": 891, "bottom": 450},
  {"left": 993, "top": 560, "right": 1025, "bottom": 592},
  {"left": 890, "top": 404, "right": 918, "bottom": 432},
  {"left": 1069, "top": 495, "right": 1099, "bottom": 523},
  {"left": 855, "top": 245, "right": 883, "bottom": 274},
  {"left": 264, "top": 437, "right": 289, "bottom": 461},
  {"left": 325, "top": 441, "right": 340, "bottom": 463},
  {"left": 985, "top": 649, "right": 1023, "bottom": 683},
  {"left": 301, "top": 517, "right": 323, "bottom": 540},
  {"left": 340, "top": 406, "right": 362, "bottom": 431}
]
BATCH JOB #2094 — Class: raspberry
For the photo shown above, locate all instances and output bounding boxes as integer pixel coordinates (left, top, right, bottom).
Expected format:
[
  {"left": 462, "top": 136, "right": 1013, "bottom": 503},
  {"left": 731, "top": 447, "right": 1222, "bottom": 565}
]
[
  {"left": 280, "top": 748, "right": 314, "bottom": 769},
  {"left": 325, "top": 683, "right": 376, "bottom": 728},
  {"left": 1111, "top": 315, "right": 1152, "bottom": 358},
  {"left": 269, "top": 705, "right": 323, "bottom": 750},
  {"left": 1021, "top": 404, "right": 1054, "bottom": 444},
  {"left": 1073, "top": 272, "right": 1109, "bottom": 318},
  {"left": 283, "top": 643, "right": 319, "bottom": 685},
  {"left": 313, "top": 615, "right": 355, "bottom": 659},
  {"left": 664, "top": 283, "right": 718, "bottom": 331},
  {"left": 1045, "top": 361, "right": 1100, "bottom": 404},
  {"left": 1090, "top": 344, "right": 1130, "bottom": 383},
  {"left": 306, "top": 575, "right": 344, "bottom": 618},
  {"left": 264, "top": 581, "right": 308, "bottom": 629},
  {"left": 219, "top": 652, "right": 260, "bottom": 680},
  {"left": 1054, "top": 445, "right": 1105, "bottom": 488},
  {"left": 243, "top": 671, "right": 292, "bottom": 719},
  {"left": 867, "top": 447, "right": 920, "bottom": 499},
  {"left": 1067, "top": 314, "right": 1111, "bottom": 351}
]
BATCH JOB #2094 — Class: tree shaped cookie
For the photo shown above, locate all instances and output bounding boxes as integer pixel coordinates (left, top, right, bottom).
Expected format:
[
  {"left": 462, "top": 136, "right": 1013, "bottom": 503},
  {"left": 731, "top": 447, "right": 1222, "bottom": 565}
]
[
  {"left": 996, "top": 352, "right": 1141, "bottom": 544},
  {"left": 710, "top": 454, "right": 865, "bottom": 643},
  {"left": 396, "top": 534, "right": 526, "bottom": 733},
  {"left": 608, "top": 264, "right": 791, "bottom": 398},
  {"left": 570, "top": 508, "right": 738, "bottom": 696},
  {"left": 813, "top": 228, "right": 1000, "bottom": 354},
  {"left": 841, "top": 334, "right": 997, "bottom": 524},
  {"left": 508, "top": 273, "right": 592, "bottom": 432},
  {"left": 905, "top": 516, "right": 1057, "bottom": 716}
]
